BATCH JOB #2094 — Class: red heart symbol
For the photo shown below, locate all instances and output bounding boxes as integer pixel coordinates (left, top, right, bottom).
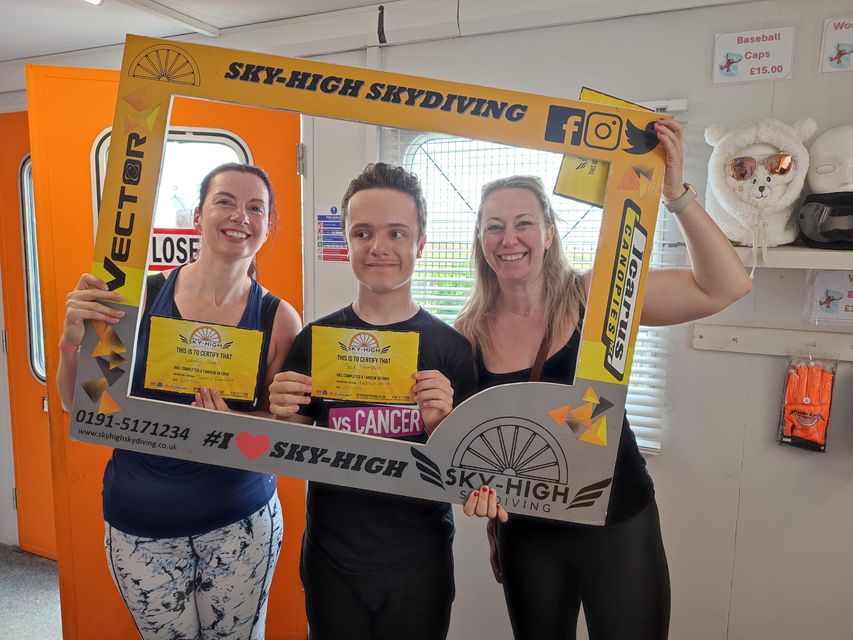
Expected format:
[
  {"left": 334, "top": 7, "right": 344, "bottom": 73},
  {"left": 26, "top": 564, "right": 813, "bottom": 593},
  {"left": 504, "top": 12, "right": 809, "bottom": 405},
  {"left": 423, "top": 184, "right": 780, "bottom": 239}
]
[{"left": 236, "top": 432, "right": 271, "bottom": 460}]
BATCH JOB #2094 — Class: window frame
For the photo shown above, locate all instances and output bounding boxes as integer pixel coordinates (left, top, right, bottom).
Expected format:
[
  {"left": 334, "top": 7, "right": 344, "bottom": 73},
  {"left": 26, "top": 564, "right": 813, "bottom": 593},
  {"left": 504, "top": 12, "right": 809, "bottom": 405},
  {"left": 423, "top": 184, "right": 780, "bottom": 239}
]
[
  {"left": 19, "top": 154, "right": 46, "bottom": 383},
  {"left": 91, "top": 127, "right": 251, "bottom": 231},
  {"left": 386, "top": 129, "right": 675, "bottom": 453},
  {"left": 18, "top": 128, "right": 253, "bottom": 383}
]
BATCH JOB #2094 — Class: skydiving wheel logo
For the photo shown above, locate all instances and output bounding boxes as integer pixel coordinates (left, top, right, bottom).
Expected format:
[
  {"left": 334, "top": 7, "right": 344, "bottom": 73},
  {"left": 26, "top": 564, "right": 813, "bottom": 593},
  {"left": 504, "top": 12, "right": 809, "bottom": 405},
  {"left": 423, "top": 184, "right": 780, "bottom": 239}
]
[
  {"left": 452, "top": 417, "right": 568, "bottom": 484},
  {"left": 338, "top": 332, "right": 390, "bottom": 355},
  {"left": 349, "top": 332, "right": 380, "bottom": 352},
  {"left": 180, "top": 326, "right": 233, "bottom": 350},
  {"left": 189, "top": 326, "right": 222, "bottom": 346},
  {"left": 129, "top": 45, "right": 200, "bottom": 86}
]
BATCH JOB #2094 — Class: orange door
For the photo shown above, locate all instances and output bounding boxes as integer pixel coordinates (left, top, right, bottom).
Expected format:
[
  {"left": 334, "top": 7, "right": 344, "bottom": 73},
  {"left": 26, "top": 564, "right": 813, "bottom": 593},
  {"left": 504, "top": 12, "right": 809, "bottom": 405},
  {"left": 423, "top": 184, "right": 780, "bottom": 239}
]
[
  {"left": 0, "top": 112, "right": 58, "bottom": 559},
  {"left": 27, "top": 65, "right": 306, "bottom": 640}
]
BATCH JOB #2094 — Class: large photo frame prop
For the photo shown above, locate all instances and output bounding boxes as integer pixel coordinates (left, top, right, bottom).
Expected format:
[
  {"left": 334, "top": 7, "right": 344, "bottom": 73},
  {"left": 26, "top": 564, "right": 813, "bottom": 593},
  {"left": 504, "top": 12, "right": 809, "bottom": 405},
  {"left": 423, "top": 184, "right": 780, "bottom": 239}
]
[{"left": 71, "top": 35, "right": 666, "bottom": 524}]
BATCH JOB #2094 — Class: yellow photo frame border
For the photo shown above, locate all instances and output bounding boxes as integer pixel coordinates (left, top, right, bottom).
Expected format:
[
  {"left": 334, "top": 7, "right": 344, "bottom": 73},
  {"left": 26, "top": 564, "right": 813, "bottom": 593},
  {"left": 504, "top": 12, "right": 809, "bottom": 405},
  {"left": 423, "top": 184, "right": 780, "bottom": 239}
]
[{"left": 71, "top": 34, "right": 668, "bottom": 523}]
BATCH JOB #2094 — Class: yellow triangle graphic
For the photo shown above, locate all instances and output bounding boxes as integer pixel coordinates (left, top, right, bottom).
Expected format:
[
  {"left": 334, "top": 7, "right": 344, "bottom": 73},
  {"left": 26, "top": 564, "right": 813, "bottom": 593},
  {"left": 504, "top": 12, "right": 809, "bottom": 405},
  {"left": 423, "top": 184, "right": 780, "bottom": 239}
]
[
  {"left": 145, "top": 105, "right": 161, "bottom": 133},
  {"left": 579, "top": 415, "right": 608, "bottom": 447},
  {"left": 91, "top": 340, "right": 112, "bottom": 358},
  {"left": 104, "top": 325, "right": 127, "bottom": 354},
  {"left": 98, "top": 390, "right": 122, "bottom": 415},
  {"left": 638, "top": 173, "right": 652, "bottom": 198},
  {"left": 583, "top": 386, "right": 600, "bottom": 404}
]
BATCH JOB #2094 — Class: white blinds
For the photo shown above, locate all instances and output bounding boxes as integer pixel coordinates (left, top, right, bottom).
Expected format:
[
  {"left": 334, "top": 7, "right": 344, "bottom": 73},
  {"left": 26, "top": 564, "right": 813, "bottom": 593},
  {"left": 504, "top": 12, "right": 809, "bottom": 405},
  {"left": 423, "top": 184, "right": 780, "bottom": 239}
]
[{"left": 383, "top": 129, "right": 671, "bottom": 452}]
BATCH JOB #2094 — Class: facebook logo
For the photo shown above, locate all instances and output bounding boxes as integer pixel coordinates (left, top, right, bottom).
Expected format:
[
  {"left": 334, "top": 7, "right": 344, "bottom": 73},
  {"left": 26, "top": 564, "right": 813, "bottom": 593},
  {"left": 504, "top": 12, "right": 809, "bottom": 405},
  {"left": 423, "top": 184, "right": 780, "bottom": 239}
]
[
  {"left": 544, "top": 106, "right": 586, "bottom": 146},
  {"left": 544, "top": 105, "right": 623, "bottom": 151}
]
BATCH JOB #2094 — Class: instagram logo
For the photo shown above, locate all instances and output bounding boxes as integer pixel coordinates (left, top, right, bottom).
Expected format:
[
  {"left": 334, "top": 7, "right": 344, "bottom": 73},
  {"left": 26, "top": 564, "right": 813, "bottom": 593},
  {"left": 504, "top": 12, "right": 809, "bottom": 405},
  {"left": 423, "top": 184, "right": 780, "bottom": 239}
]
[
  {"left": 543, "top": 106, "right": 623, "bottom": 151},
  {"left": 584, "top": 112, "right": 623, "bottom": 151}
]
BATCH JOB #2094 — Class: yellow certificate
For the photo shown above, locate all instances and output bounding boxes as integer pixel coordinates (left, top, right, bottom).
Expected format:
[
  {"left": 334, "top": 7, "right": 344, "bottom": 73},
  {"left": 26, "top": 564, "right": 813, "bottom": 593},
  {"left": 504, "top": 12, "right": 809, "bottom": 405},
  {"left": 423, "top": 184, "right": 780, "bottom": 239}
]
[
  {"left": 144, "top": 316, "right": 264, "bottom": 401},
  {"left": 311, "top": 326, "right": 420, "bottom": 404}
]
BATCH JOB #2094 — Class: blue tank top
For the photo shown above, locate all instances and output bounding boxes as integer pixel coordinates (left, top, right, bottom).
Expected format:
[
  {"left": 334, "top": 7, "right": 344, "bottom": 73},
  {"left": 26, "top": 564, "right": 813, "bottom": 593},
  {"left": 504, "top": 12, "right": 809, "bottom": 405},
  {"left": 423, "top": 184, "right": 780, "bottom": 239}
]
[{"left": 103, "top": 266, "right": 278, "bottom": 537}]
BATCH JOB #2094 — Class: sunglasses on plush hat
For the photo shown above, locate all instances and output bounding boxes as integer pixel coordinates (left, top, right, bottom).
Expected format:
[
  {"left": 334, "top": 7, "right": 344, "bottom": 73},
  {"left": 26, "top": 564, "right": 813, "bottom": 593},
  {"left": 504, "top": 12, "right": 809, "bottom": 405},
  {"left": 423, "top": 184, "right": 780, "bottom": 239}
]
[{"left": 728, "top": 153, "right": 795, "bottom": 181}]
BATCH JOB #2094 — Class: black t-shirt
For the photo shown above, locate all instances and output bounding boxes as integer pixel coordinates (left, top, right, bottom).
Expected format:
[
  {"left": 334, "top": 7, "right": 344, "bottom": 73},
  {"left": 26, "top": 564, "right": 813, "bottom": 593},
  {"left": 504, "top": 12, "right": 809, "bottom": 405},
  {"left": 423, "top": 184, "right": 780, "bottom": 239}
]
[
  {"left": 283, "top": 305, "right": 477, "bottom": 573},
  {"left": 477, "top": 328, "right": 654, "bottom": 526}
]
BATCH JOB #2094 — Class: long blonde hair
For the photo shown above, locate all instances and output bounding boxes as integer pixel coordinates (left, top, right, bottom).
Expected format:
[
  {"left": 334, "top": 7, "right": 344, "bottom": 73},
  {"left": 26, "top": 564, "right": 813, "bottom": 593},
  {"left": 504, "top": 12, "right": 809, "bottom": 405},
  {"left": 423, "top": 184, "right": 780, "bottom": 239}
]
[{"left": 456, "top": 175, "right": 587, "bottom": 354}]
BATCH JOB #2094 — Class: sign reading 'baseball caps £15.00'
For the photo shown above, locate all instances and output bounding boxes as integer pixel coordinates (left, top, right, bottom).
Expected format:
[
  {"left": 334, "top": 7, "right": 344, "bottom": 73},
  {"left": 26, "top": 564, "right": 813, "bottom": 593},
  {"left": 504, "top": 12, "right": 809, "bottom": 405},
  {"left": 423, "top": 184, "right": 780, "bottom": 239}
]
[{"left": 71, "top": 35, "right": 667, "bottom": 524}]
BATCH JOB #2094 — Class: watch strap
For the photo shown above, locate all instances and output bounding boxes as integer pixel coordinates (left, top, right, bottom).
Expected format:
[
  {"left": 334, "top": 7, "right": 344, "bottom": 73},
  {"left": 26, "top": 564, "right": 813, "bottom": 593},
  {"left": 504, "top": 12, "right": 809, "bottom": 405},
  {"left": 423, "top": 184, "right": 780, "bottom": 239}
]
[{"left": 664, "top": 182, "right": 696, "bottom": 214}]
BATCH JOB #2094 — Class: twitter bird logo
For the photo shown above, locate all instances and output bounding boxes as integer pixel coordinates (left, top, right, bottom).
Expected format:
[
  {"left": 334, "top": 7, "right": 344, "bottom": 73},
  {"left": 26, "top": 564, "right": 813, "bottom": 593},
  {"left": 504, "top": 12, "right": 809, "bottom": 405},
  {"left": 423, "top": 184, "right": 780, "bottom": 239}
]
[{"left": 624, "top": 120, "right": 660, "bottom": 155}]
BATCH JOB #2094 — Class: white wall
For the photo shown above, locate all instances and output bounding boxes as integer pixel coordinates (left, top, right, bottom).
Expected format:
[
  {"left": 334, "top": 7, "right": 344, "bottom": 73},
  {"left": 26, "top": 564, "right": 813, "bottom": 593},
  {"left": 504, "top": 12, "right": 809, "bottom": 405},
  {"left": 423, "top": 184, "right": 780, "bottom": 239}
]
[
  {"left": 1, "top": 0, "right": 851, "bottom": 638},
  {"left": 0, "top": 274, "right": 18, "bottom": 546},
  {"left": 312, "top": 3, "right": 853, "bottom": 639}
]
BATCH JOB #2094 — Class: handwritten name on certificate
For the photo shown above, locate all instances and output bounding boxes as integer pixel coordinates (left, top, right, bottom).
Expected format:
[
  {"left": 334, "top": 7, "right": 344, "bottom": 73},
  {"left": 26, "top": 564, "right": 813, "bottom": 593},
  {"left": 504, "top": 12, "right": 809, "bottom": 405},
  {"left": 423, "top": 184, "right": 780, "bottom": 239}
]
[
  {"left": 311, "top": 326, "right": 420, "bottom": 404},
  {"left": 144, "top": 316, "right": 264, "bottom": 401}
]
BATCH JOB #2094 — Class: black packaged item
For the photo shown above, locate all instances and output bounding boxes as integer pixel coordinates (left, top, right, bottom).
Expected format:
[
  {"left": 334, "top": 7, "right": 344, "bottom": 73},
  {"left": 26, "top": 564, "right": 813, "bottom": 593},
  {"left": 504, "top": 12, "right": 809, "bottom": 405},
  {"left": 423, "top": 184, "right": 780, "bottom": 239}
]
[{"left": 798, "top": 192, "right": 853, "bottom": 250}]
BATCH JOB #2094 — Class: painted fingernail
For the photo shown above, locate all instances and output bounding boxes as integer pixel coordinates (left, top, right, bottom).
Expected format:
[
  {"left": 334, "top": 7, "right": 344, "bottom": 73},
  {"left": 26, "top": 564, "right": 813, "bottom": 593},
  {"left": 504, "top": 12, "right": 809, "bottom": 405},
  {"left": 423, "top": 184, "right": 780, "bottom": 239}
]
[
  {"left": 481, "top": 485, "right": 488, "bottom": 492},
  {"left": 472, "top": 490, "right": 479, "bottom": 497},
  {"left": 490, "top": 488, "right": 496, "bottom": 495}
]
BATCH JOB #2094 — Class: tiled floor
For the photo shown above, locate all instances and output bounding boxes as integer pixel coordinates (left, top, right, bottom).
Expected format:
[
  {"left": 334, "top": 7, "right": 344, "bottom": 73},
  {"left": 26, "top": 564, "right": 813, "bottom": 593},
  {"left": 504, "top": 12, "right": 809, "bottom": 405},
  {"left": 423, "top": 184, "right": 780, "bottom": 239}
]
[{"left": 0, "top": 544, "right": 61, "bottom": 639}]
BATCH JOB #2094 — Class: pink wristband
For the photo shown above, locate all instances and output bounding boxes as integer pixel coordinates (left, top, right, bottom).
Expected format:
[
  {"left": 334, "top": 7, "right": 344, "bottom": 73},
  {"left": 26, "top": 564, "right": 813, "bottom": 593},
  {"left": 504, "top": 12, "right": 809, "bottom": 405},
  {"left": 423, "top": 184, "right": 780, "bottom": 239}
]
[{"left": 58, "top": 338, "right": 81, "bottom": 354}]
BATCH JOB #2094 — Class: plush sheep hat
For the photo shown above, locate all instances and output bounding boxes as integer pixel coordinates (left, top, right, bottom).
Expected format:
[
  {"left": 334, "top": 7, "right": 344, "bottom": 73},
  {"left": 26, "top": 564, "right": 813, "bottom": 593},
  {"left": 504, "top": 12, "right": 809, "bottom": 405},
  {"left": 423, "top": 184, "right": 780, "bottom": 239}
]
[
  {"left": 705, "top": 118, "right": 817, "bottom": 226},
  {"left": 704, "top": 117, "right": 817, "bottom": 275}
]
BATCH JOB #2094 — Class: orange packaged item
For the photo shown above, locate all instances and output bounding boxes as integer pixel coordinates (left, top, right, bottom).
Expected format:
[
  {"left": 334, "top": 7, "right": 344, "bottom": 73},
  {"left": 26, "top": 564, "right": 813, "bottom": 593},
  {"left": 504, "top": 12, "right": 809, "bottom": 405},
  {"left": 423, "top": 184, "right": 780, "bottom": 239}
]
[{"left": 778, "top": 357, "right": 836, "bottom": 452}]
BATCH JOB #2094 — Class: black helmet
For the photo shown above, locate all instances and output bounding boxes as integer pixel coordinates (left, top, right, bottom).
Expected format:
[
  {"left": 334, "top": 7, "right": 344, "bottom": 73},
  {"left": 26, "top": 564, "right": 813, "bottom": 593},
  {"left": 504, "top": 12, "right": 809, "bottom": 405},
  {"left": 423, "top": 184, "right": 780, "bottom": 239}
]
[{"left": 798, "top": 192, "right": 853, "bottom": 249}]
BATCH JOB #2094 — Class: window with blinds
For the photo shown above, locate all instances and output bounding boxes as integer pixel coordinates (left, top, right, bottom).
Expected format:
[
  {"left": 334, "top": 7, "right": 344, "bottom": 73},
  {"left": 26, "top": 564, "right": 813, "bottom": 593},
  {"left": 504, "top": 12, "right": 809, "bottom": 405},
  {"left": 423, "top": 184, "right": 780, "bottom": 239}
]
[{"left": 382, "top": 130, "right": 672, "bottom": 452}]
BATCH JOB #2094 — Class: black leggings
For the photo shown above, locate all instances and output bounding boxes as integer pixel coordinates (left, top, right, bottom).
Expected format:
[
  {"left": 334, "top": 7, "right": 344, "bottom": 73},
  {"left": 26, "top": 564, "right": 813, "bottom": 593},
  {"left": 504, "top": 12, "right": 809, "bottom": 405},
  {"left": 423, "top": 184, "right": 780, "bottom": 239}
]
[
  {"left": 497, "top": 500, "right": 670, "bottom": 640},
  {"left": 300, "top": 537, "right": 455, "bottom": 640}
]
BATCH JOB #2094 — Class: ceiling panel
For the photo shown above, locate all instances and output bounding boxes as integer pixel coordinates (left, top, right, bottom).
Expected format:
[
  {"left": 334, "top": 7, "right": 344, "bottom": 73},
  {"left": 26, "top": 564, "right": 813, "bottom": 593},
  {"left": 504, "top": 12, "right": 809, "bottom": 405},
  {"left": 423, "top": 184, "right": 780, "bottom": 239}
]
[
  {"left": 0, "top": 0, "right": 385, "bottom": 62},
  {"left": 165, "top": 0, "right": 387, "bottom": 27},
  {"left": 1, "top": 0, "right": 180, "bottom": 61}
]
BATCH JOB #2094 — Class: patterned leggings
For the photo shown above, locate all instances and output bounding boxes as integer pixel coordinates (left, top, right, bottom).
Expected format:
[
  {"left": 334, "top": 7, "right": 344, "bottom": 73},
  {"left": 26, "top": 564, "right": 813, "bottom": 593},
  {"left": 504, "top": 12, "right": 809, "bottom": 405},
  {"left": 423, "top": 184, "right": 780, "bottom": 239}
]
[{"left": 104, "top": 494, "right": 284, "bottom": 640}]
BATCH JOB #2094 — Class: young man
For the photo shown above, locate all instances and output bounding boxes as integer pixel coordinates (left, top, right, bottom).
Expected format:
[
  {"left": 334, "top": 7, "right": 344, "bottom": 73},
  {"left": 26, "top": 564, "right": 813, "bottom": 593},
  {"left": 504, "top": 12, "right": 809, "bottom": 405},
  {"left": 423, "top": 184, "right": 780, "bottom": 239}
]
[{"left": 269, "top": 163, "right": 476, "bottom": 640}]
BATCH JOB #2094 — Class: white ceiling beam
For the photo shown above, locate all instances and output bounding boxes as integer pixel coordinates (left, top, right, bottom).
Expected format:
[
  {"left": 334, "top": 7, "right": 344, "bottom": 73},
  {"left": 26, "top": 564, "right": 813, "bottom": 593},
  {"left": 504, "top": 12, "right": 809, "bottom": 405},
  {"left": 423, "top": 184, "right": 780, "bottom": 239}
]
[
  {"left": 114, "top": 0, "right": 221, "bottom": 38},
  {"left": 459, "top": 0, "right": 763, "bottom": 36}
]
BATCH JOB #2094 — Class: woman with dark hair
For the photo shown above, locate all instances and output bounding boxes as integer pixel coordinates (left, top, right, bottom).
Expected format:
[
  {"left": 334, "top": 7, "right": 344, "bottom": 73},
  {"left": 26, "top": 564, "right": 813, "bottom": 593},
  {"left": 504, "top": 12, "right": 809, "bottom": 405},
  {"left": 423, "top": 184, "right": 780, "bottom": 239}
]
[
  {"left": 57, "top": 163, "right": 301, "bottom": 639},
  {"left": 457, "top": 119, "right": 752, "bottom": 640}
]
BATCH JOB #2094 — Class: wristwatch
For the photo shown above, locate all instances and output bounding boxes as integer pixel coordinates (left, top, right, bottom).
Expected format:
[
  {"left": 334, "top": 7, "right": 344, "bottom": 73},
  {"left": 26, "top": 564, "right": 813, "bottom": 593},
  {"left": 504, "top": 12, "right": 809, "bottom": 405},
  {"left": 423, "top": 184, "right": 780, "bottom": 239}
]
[{"left": 663, "top": 182, "right": 696, "bottom": 214}]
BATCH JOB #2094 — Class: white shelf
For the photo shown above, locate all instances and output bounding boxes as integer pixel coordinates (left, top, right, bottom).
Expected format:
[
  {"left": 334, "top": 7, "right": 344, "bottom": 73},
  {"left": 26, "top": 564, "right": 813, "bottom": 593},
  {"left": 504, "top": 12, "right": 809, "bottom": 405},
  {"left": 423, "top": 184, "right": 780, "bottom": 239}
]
[
  {"left": 734, "top": 246, "right": 853, "bottom": 270},
  {"left": 693, "top": 323, "right": 853, "bottom": 362}
]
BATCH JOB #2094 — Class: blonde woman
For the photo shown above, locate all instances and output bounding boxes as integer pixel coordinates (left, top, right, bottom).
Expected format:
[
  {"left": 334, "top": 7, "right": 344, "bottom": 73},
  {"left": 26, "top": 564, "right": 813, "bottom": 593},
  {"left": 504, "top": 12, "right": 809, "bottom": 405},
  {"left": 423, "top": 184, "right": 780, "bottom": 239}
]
[{"left": 458, "top": 119, "right": 751, "bottom": 640}]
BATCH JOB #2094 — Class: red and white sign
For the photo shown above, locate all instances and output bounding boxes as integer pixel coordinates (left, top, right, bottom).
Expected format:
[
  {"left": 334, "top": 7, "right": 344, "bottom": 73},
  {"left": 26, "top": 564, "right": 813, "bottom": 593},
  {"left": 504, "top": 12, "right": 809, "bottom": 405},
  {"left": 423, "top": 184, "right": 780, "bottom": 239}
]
[
  {"left": 149, "top": 228, "right": 202, "bottom": 271},
  {"left": 712, "top": 27, "right": 795, "bottom": 84},
  {"left": 820, "top": 16, "right": 853, "bottom": 73}
]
